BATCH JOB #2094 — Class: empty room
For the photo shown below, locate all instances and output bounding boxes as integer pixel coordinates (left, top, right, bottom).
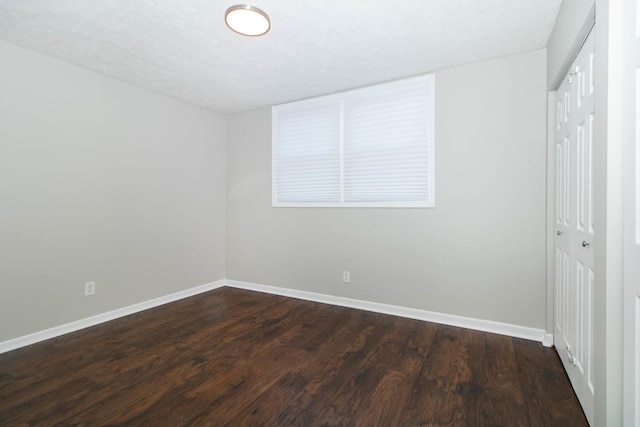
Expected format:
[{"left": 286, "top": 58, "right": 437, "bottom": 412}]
[{"left": 0, "top": 0, "right": 638, "bottom": 425}]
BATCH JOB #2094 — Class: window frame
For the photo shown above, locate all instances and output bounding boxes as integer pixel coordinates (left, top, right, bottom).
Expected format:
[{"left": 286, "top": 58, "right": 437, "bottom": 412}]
[{"left": 272, "top": 74, "right": 435, "bottom": 208}]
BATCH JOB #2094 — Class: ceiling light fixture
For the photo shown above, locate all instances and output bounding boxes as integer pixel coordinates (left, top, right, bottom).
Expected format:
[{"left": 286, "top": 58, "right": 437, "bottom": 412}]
[{"left": 225, "top": 5, "right": 270, "bottom": 37}]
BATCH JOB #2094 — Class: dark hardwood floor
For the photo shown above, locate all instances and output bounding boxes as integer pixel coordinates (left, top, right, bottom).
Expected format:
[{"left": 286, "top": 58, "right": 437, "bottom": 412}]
[{"left": 0, "top": 287, "right": 588, "bottom": 426}]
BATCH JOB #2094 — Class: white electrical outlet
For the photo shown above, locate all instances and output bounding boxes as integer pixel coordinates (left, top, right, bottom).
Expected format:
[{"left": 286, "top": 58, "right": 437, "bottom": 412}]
[
  {"left": 84, "top": 281, "right": 96, "bottom": 296},
  {"left": 342, "top": 271, "right": 351, "bottom": 284}
]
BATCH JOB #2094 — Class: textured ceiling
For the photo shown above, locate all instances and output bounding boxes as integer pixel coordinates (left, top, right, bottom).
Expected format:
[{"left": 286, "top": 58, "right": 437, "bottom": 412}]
[{"left": 0, "top": 0, "right": 562, "bottom": 114}]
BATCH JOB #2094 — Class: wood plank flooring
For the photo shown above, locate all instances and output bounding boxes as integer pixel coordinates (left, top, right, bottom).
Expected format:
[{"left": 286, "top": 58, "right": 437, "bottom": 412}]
[{"left": 0, "top": 287, "right": 588, "bottom": 426}]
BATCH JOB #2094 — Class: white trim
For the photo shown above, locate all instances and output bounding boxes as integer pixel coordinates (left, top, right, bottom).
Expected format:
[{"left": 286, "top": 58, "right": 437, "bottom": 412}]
[
  {"left": 272, "top": 201, "right": 434, "bottom": 208},
  {"left": 225, "top": 280, "right": 552, "bottom": 346},
  {"left": 543, "top": 333, "right": 554, "bottom": 347},
  {"left": 546, "top": 91, "right": 557, "bottom": 346},
  {"left": 339, "top": 99, "right": 345, "bottom": 203},
  {"left": 0, "top": 280, "right": 225, "bottom": 355},
  {"left": 1, "top": 278, "right": 553, "bottom": 355}
]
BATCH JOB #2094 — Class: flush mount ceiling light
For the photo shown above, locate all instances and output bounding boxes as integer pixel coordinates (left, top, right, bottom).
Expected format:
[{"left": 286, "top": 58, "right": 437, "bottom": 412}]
[{"left": 225, "top": 5, "right": 270, "bottom": 37}]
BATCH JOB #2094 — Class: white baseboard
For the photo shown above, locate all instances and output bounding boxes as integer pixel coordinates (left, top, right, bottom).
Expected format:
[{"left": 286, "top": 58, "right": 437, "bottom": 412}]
[
  {"left": 1, "top": 278, "right": 554, "bottom": 354},
  {"left": 0, "top": 280, "right": 225, "bottom": 355},
  {"left": 225, "top": 279, "right": 554, "bottom": 346}
]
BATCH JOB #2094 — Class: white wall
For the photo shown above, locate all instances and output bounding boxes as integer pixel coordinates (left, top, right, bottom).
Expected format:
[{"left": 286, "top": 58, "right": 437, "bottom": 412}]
[
  {"left": 226, "top": 50, "right": 548, "bottom": 330},
  {"left": 0, "top": 41, "right": 227, "bottom": 342}
]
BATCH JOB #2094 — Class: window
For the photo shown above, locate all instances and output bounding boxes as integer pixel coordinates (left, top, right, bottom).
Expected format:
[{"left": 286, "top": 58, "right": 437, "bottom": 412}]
[{"left": 272, "top": 74, "right": 435, "bottom": 207}]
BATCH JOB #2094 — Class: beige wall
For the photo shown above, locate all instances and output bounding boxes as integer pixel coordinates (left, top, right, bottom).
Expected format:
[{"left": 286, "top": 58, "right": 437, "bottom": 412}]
[
  {"left": 226, "top": 50, "right": 548, "bottom": 329},
  {"left": 0, "top": 41, "right": 227, "bottom": 342}
]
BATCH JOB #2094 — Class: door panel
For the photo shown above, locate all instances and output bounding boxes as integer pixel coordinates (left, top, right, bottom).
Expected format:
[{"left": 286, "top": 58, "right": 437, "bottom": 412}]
[
  {"left": 555, "top": 76, "right": 572, "bottom": 365},
  {"left": 554, "top": 29, "right": 595, "bottom": 425}
]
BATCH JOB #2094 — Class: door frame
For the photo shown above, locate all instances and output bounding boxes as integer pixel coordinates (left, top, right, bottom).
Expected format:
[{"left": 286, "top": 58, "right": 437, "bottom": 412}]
[
  {"left": 622, "top": 0, "right": 639, "bottom": 423},
  {"left": 547, "top": 2, "right": 629, "bottom": 424}
]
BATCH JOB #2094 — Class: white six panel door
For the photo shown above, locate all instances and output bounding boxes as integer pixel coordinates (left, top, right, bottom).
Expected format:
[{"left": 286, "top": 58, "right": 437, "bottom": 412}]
[
  {"left": 555, "top": 60, "right": 574, "bottom": 381},
  {"left": 554, "top": 29, "right": 595, "bottom": 425}
]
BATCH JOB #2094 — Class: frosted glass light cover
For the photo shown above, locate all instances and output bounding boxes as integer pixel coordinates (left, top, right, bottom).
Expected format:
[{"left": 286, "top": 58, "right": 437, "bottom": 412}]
[{"left": 225, "top": 5, "right": 270, "bottom": 36}]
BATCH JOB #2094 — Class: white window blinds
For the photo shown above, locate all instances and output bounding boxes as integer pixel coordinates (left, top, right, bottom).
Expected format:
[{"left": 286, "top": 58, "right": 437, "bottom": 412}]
[
  {"left": 274, "top": 102, "right": 341, "bottom": 203},
  {"left": 273, "top": 74, "right": 434, "bottom": 207}
]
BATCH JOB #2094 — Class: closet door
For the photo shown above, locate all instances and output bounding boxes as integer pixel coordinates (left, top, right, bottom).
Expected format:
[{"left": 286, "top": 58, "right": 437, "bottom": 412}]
[
  {"left": 554, "top": 63, "right": 574, "bottom": 387},
  {"left": 554, "top": 29, "right": 595, "bottom": 425}
]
